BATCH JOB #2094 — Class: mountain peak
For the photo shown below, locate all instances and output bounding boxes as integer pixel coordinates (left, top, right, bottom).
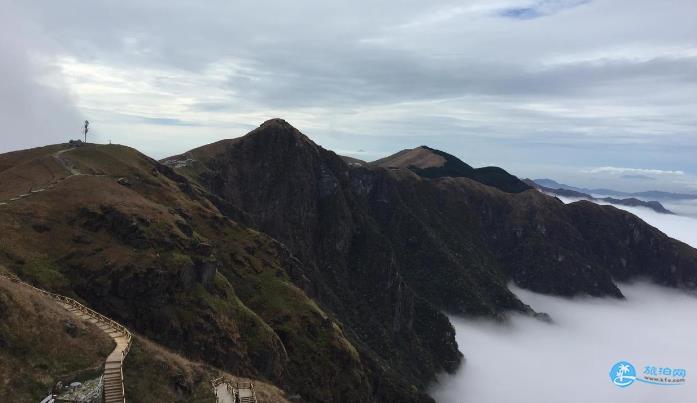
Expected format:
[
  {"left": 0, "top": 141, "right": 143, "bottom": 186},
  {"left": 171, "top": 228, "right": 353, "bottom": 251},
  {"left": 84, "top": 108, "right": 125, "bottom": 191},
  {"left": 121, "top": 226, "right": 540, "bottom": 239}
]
[
  {"left": 247, "top": 118, "right": 315, "bottom": 146},
  {"left": 373, "top": 146, "right": 456, "bottom": 170},
  {"left": 372, "top": 146, "right": 531, "bottom": 193},
  {"left": 259, "top": 117, "right": 296, "bottom": 131}
]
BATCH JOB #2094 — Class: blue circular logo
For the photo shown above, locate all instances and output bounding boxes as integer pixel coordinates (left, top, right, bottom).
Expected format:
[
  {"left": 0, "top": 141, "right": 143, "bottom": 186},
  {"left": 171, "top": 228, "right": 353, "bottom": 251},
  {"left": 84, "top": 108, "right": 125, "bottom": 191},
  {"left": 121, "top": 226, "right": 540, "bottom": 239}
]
[{"left": 610, "top": 361, "right": 636, "bottom": 387}]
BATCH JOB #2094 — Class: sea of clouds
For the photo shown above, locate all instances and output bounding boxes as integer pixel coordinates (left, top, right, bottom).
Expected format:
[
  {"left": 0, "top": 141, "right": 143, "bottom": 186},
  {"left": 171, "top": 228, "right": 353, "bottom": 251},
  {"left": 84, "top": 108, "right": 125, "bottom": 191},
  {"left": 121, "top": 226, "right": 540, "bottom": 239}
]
[{"left": 431, "top": 198, "right": 697, "bottom": 403}]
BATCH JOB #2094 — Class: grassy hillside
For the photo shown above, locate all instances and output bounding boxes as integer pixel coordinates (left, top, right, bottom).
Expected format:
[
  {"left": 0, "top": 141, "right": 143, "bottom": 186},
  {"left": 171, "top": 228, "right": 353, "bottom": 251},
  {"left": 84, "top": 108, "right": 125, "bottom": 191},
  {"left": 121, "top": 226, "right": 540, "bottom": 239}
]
[
  {"left": 0, "top": 145, "right": 68, "bottom": 200},
  {"left": 124, "top": 336, "right": 289, "bottom": 403},
  {"left": 0, "top": 273, "right": 113, "bottom": 402},
  {"left": 0, "top": 143, "right": 370, "bottom": 402}
]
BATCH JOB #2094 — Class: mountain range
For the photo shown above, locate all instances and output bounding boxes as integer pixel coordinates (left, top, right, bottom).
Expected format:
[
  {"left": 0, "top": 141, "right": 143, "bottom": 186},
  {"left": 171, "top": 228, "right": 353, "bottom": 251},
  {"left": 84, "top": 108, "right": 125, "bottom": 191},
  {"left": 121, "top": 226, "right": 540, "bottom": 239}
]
[
  {"left": 534, "top": 178, "right": 697, "bottom": 201},
  {"left": 526, "top": 179, "right": 674, "bottom": 214},
  {"left": 2, "top": 119, "right": 697, "bottom": 402}
]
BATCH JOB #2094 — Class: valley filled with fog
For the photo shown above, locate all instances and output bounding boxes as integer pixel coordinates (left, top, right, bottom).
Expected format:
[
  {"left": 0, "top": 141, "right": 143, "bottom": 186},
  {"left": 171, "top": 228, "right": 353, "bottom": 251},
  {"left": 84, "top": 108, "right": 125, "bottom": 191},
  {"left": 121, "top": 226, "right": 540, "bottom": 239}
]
[{"left": 432, "top": 197, "right": 697, "bottom": 403}]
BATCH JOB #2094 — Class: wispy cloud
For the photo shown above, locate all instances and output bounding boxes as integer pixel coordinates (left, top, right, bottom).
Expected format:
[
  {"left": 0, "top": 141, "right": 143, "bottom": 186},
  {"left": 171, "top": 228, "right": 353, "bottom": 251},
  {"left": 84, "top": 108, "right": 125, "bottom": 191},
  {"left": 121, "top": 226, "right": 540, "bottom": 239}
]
[{"left": 584, "top": 166, "right": 685, "bottom": 175}]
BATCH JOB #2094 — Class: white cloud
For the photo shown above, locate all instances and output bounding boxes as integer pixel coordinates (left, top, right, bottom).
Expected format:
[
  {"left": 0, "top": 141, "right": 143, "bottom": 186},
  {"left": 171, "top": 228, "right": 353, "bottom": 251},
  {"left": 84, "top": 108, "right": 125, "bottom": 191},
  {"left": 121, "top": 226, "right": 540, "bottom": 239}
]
[
  {"left": 431, "top": 199, "right": 697, "bottom": 402},
  {"left": 431, "top": 282, "right": 697, "bottom": 403},
  {"left": 584, "top": 167, "right": 686, "bottom": 176}
]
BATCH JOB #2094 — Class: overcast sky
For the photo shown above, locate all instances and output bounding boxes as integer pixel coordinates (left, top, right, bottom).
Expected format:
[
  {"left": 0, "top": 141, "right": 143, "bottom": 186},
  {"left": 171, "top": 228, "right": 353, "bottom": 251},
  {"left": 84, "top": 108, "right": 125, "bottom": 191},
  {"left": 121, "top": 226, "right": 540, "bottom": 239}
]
[{"left": 2, "top": 0, "right": 696, "bottom": 192}]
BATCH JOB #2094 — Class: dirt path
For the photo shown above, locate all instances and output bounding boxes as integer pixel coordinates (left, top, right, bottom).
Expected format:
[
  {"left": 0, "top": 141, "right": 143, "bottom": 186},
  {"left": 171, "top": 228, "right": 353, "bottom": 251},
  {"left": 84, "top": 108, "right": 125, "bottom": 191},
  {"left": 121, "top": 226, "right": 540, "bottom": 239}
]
[
  {"left": 53, "top": 147, "right": 83, "bottom": 176},
  {"left": 0, "top": 146, "right": 83, "bottom": 208}
]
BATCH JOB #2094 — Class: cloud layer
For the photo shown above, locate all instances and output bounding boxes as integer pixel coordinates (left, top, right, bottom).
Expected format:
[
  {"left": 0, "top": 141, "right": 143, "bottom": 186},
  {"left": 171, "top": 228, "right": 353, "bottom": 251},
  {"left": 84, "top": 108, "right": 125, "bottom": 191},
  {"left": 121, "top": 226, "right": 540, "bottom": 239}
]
[
  {"left": 1, "top": 0, "right": 696, "bottom": 190},
  {"left": 431, "top": 282, "right": 697, "bottom": 403},
  {"left": 584, "top": 167, "right": 685, "bottom": 176},
  {"left": 431, "top": 197, "right": 697, "bottom": 402}
]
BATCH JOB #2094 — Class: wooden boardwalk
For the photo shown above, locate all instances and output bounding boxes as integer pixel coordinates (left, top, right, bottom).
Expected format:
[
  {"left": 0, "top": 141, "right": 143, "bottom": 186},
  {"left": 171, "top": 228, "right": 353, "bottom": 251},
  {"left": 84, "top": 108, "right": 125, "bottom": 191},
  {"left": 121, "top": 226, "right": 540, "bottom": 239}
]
[
  {"left": 1, "top": 146, "right": 259, "bottom": 403},
  {"left": 212, "top": 377, "right": 258, "bottom": 403},
  {"left": 0, "top": 273, "right": 132, "bottom": 403}
]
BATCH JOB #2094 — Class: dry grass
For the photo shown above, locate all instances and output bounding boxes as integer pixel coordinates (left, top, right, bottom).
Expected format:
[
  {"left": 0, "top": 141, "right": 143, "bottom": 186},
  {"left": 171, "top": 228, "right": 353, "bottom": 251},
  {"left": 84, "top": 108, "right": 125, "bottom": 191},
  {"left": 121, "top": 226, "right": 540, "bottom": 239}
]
[
  {"left": 373, "top": 146, "right": 447, "bottom": 169},
  {"left": 0, "top": 275, "right": 114, "bottom": 402},
  {"left": 0, "top": 144, "right": 295, "bottom": 402},
  {"left": 125, "top": 335, "right": 290, "bottom": 403},
  {"left": 0, "top": 144, "right": 69, "bottom": 200}
]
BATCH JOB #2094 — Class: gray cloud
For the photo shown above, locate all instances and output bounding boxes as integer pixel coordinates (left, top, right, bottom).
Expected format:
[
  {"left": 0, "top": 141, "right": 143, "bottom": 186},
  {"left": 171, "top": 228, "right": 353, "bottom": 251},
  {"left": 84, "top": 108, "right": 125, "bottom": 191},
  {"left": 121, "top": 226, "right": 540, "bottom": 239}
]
[
  {"left": 0, "top": 2, "right": 82, "bottom": 151},
  {"left": 2, "top": 0, "right": 696, "bottom": 191}
]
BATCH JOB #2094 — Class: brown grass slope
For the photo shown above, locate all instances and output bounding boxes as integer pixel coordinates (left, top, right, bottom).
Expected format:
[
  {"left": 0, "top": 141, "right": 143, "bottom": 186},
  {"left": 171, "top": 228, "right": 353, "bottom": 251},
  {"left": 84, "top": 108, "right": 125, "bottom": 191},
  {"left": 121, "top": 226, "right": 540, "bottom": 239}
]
[
  {"left": 0, "top": 143, "right": 368, "bottom": 402},
  {"left": 0, "top": 267, "right": 287, "bottom": 403},
  {"left": 124, "top": 336, "right": 289, "bottom": 403},
  {"left": 0, "top": 273, "right": 113, "bottom": 402},
  {"left": 0, "top": 145, "right": 69, "bottom": 200}
]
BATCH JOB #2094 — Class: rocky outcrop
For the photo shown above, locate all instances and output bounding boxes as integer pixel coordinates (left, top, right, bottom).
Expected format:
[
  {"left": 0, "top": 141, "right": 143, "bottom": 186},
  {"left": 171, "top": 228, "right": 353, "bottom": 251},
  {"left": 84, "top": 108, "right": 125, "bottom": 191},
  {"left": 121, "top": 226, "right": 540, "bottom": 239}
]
[
  {"left": 177, "top": 118, "right": 697, "bottom": 312},
  {"left": 183, "top": 119, "right": 461, "bottom": 402},
  {"left": 168, "top": 118, "right": 697, "bottom": 401}
]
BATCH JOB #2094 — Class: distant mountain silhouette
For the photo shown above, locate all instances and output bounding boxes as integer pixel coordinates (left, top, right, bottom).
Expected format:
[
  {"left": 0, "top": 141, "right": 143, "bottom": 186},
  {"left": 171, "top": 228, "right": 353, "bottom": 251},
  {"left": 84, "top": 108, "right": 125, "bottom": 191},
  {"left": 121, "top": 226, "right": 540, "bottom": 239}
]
[
  {"left": 525, "top": 179, "right": 673, "bottom": 214},
  {"left": 534, "top": 178, "right": 697, "bottom": 201}
]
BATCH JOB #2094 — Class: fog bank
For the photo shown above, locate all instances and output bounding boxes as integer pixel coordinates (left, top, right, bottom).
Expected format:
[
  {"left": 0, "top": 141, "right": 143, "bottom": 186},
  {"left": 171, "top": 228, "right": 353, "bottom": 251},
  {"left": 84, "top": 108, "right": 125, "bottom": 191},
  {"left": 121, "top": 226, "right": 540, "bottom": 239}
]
[
  {"left": 431, "top": 283, "right": 697, "bottom": 402},
  {"left": 431, "top": 198, "right": 697, "bottom": 402}
]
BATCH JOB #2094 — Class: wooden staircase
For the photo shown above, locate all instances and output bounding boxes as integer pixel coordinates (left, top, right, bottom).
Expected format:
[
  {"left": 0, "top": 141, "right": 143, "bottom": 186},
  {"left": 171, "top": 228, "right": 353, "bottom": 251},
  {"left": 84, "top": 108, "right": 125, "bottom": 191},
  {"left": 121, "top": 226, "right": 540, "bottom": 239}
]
[
  {"left": 212, "top": 377, "right": 258, "bottom": 403},
  {"left": 0, "top": 273, "right": 132, "bottom": 403}
]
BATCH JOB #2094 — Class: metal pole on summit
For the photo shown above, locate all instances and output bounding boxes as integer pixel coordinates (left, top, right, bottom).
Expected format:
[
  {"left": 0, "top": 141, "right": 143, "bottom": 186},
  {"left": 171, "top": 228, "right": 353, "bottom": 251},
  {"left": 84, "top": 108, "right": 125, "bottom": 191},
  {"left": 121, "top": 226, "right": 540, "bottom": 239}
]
[{"left": 84, "top": 120, "right": 89, "bottom": 143}]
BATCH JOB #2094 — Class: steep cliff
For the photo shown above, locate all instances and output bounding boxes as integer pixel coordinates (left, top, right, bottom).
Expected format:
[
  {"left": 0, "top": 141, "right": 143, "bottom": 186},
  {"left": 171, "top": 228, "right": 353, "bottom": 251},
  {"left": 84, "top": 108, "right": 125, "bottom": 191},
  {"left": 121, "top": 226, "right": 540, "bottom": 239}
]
[
  {"left": 168, "top": 119, "right": 462, "bottom": 402},
  {"left": 172, "top": 119, "right": 697, "bottom": 310}
]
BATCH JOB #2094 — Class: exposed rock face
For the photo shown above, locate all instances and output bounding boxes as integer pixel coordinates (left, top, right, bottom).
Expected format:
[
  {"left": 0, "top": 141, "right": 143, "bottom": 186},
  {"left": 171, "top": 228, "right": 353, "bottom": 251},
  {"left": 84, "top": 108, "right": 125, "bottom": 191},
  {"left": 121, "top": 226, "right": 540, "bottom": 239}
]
[
  {"left": 169, "top": 119, "right": 697, "bottom": 400},
  {"left": 566, "top": 201, "right": 697, "bottom": 287},
  {"left": 186, "top": 119, "right": 461, "bottom": 402}
]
